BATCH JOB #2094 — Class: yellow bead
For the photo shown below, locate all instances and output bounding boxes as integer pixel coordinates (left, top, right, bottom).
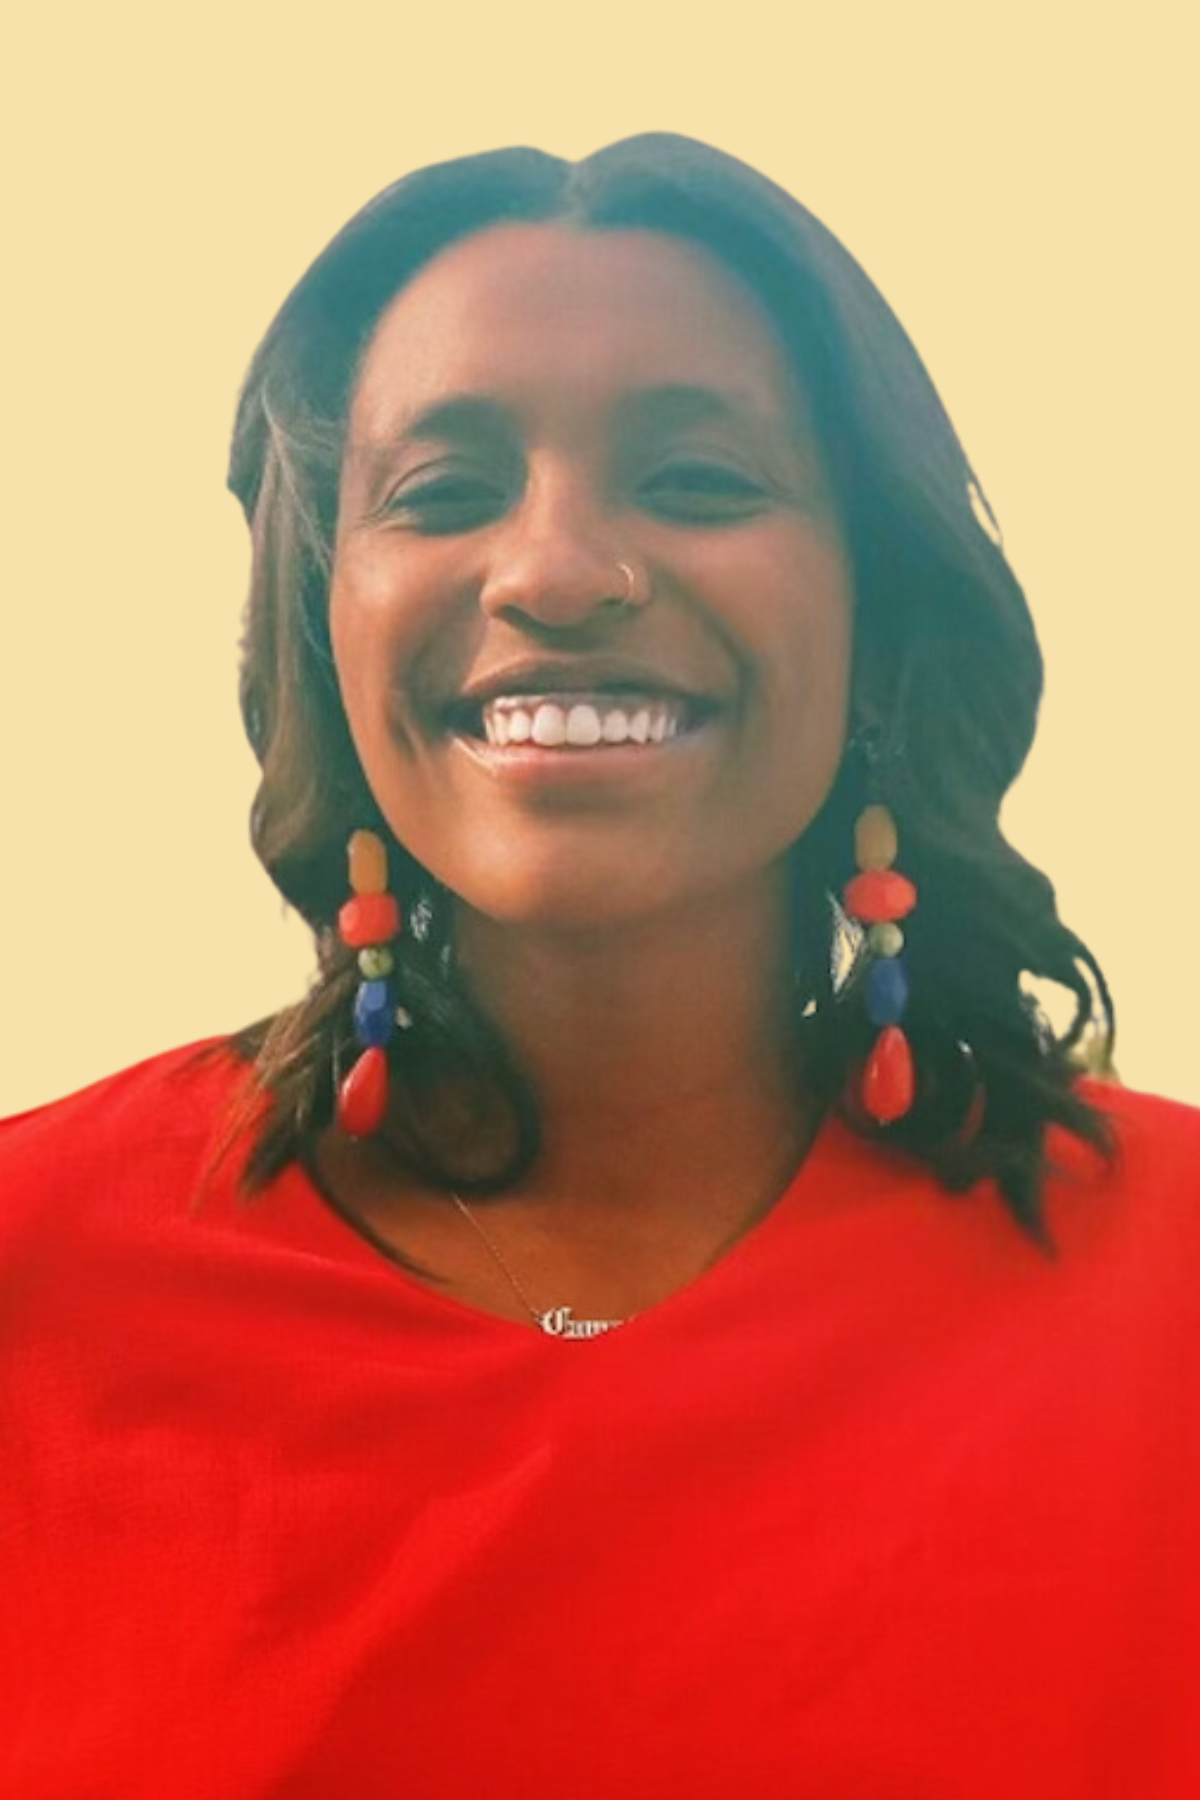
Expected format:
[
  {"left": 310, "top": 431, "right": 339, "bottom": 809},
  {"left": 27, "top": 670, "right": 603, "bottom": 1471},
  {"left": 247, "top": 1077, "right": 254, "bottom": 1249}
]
[
  {"left": 855, "top": 804, "right": 897, "bottom": 871},
  {"left": 358, "top": 945, "right": 395, "bottom": 980},
  {"left": 348, "top": 830, "right": 388, "bottom": 895},
  {"left": 868, "top": 921, "right": 904, "bottom": 957}
]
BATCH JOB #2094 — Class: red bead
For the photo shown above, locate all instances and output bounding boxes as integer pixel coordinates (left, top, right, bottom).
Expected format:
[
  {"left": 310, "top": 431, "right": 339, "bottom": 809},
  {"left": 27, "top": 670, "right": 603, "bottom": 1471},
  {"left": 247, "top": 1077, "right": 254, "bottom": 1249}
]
[
  {"left": 336, "top": 1047, "right": 389, "bottom": 1136},
  {"left": 862, "top": 1025, "right": 915, "bottom": 1123},
  {"left": 338, "top": 892, "right": 401, "bottom": 948},
  {"left": 843, "top": 869, "right": 917, "bottom": 924}
]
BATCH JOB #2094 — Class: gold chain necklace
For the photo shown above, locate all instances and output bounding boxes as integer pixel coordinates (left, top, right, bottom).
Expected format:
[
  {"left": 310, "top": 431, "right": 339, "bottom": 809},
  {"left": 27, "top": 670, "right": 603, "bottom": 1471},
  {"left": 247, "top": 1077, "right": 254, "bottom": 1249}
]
[
  {"left": 450, "top": 1194, "right": 630, "bottom": 1340},
  {"left": 448, "top": 1080, "right": 827, "bottom": 1341}
]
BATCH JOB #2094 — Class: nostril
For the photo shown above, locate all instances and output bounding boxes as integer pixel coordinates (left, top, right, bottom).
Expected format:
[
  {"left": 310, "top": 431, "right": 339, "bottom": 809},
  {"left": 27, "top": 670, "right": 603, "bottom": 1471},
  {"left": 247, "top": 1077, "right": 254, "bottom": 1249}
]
[{"left": 478, "top": 558, "right": 642, "bottom": 627}]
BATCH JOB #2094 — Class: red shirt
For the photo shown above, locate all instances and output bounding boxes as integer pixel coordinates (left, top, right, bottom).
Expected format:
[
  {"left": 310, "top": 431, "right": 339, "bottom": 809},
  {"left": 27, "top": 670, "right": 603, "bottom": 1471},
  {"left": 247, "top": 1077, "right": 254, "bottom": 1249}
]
[{"left": 3, "top": 1039, "right": 1199, "bottom": 1799}]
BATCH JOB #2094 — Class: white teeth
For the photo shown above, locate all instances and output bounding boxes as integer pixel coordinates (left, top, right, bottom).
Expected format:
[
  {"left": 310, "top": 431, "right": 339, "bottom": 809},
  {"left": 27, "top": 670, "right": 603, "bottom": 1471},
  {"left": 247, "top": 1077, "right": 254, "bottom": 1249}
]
[
  {"left": 566, "top": 704, "right": 602, "bottom": 746},
  {"left": 531, "top": 705, "right": 568, "bottom": 747},
  {"left": 479, "top": 695, "right": 688, "bottom": 749}
]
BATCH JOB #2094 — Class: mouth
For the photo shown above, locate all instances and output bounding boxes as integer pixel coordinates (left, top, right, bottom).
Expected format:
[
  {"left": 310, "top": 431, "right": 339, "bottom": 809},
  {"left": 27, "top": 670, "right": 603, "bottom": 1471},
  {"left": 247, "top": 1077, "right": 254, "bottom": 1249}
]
[{"left": 442, "top": 684, "right": 719, "bottom": 753}]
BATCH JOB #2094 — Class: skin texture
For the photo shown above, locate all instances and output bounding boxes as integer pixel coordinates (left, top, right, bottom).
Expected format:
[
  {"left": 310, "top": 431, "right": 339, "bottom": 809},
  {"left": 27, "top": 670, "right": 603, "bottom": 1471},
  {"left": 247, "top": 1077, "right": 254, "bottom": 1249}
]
[{"left": 319, "top": 223, "right": 858, "bottom": 1324}]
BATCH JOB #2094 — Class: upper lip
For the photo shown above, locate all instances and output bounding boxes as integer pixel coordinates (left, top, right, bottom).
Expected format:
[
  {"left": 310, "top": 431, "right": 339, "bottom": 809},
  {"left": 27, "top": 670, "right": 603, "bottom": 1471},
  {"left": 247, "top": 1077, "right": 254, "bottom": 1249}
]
[{"left": 448, "top": 657, "right": 712, "bottom": 721}]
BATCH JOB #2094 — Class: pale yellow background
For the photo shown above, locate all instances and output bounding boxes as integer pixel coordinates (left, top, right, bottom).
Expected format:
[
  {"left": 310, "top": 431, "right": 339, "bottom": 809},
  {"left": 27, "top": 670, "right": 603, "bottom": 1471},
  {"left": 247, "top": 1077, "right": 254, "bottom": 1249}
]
[{"left": 3, "top": 4, "right": 1196, "bottom": 1114}]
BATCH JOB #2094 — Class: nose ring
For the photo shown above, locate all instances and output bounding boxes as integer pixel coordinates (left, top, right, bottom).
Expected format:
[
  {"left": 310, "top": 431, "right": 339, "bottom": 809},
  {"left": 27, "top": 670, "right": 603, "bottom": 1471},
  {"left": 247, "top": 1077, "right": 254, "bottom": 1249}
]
[{"left": 615, "top": 561, "right": 647, "bottom": 607}]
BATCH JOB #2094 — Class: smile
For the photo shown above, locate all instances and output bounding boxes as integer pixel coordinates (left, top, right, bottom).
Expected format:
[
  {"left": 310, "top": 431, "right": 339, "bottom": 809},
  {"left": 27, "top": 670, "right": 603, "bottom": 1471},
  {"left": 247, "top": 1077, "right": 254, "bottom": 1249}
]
[{"left": 480, "top": 694, "right": 686, "bottom": 750}]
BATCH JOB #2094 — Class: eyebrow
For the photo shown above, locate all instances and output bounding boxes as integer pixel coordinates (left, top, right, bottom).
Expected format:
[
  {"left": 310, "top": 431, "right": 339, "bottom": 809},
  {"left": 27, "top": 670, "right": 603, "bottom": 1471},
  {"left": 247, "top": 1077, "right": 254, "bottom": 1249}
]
[
  {"left": 379, "top": 394, "right": 513, "bottom": 446},
  {"left": 615, "top": 383, "right": 773, "bottom": 432},
  {"left": 352, "top": 382, "right": 779, "bottom": 459}
]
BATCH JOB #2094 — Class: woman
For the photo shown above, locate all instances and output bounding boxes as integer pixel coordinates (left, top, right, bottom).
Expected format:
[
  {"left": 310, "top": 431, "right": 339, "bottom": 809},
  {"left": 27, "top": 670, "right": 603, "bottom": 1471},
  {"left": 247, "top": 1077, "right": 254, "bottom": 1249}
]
[{"left": 3, "top": 134, "right": 1198, "bottom": 1798}]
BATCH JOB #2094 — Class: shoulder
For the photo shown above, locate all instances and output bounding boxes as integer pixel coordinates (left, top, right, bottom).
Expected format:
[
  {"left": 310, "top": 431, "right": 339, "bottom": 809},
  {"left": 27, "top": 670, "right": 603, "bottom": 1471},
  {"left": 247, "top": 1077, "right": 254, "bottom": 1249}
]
[
  {"left": 1054, "top": 1074, "right": 1200, "bottom": 1184},
  {"left": 0, "top": 1037, "right": 260, "bottom": 1245},
  {"left": 0, "top": 1036, "right": 255, "bottom": 1154},
  {"left": 834, "top": 1073, "right": 1200, "bottom": 1258},
  {"left": 1034, "top": 1075, "right": 1200, "bottom": 1271}
]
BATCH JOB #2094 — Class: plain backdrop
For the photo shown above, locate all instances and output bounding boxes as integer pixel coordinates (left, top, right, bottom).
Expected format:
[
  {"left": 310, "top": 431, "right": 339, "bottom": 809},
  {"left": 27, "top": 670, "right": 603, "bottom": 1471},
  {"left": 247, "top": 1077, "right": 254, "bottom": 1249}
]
[{"left": 2, "top": 3, "right": 1196, "bottom": 1113}]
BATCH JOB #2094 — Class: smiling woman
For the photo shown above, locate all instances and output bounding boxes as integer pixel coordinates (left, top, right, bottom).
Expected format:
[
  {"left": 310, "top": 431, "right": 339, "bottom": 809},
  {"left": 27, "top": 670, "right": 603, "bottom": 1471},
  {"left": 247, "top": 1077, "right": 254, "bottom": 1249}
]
[
  {"left": 227, "top": 137, "right": 1112, "bottom": 1223},
  {"left": 3, "top": 134, "right": 1200, "bottom": 1798}
]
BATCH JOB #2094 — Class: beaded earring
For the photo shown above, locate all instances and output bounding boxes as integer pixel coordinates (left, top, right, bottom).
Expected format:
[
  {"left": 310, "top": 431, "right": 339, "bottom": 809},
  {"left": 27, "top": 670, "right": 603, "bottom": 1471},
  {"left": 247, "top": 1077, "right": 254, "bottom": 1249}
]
[
  {"left": 841, "top": 729, "right": 919, "bottom": 1125},
  {"left": 335, "top": 829, "right": 403, "bottom": 1138}
]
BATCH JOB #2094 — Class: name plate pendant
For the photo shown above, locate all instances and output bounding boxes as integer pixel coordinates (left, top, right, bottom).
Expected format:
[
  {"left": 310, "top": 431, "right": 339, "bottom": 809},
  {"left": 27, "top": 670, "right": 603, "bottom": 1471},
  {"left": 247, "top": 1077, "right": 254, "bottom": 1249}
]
[{"left": 537, "top": 1306, "right": 625, "bottom": 1341}]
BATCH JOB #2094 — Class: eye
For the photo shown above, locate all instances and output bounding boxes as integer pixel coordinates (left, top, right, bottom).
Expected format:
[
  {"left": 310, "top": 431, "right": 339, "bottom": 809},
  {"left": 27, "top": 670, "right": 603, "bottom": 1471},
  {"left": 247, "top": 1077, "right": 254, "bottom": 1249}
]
[
  {"left": 383, "top": 472, "right": 510, "bottom": 534},
  {"left": 639, "top": 461, "right": 767, "bottom": 522}
]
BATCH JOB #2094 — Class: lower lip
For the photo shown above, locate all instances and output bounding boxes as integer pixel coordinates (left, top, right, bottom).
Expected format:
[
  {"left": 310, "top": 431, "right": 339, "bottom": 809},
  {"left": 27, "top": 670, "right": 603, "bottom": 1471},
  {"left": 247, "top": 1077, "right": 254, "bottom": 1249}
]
[{"left": 448, "top": 721, "right": 716, "bottom": 786}]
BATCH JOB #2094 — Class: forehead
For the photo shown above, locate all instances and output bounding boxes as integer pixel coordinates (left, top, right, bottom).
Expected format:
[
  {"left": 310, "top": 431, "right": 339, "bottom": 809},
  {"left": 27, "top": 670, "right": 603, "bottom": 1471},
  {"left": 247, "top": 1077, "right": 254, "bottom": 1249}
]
[{"left": 347, "top": 222, "right": 804, "bottom": 443}]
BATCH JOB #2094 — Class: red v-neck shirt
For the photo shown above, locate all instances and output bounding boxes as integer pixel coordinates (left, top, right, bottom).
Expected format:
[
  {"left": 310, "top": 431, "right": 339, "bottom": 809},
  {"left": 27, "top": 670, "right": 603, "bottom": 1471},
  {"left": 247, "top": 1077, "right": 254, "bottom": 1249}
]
[{"left": 2, "top": 1039, "right": 1199, "bottom": 1799}]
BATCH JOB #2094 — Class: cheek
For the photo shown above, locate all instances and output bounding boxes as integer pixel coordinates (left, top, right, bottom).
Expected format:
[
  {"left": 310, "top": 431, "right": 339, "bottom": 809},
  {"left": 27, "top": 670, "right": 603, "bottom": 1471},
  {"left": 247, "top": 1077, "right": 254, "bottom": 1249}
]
[
  {"left": 331, "top": 535, "right": 481, "bottom": 706},
  {"left": 717, "top": 528, "right": 854, "bottom": 722},
  {"left": 741, "top": 537, "right": 855, "bottom": 832},
  {"left": 330, "top": 547, "right": 389, "bottom": 682},
  {"left": 330, "top": 549, "right": 433, "bottom": 748},
  {"left": 328, "top": 577, "right": 417, "bottom": 816}
]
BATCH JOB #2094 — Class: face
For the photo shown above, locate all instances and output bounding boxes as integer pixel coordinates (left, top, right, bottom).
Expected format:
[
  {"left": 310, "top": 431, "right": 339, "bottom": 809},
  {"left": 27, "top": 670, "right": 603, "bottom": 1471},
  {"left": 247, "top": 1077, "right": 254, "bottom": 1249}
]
[{"left": 330, "top": 222, "right": 854, "bottom": 932}]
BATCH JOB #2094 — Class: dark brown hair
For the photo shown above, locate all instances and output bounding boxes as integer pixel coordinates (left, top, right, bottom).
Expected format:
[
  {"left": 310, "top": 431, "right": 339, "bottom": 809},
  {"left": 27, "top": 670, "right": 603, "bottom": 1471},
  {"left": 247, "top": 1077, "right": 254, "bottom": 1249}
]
[{"left": 213, "top": 132, "right": 1118, "bottom": 1253}]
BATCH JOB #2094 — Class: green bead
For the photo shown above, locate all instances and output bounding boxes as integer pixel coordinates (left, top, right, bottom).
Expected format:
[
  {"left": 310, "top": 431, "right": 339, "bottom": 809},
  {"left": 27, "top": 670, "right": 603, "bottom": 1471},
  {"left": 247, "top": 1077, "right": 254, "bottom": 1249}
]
[
  {"left": 358, "top": 945, "right": 394, "bottom": 979},
  {"left": 868, "top": 921, "right": 904, "bottom": 957}
]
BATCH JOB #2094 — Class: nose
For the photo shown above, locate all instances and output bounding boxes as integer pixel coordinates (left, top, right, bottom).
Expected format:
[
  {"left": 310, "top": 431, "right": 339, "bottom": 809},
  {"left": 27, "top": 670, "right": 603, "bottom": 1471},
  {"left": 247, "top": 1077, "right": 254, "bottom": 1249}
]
[{"left": 477, "top": 474, "right": 637, "bottom": 630}]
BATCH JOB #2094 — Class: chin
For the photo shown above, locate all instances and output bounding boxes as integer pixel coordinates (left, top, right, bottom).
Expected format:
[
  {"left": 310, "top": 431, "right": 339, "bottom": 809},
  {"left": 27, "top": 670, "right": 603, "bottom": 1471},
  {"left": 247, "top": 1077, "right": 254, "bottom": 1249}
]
[
  {"left": 459, "top": 877, "right": 681, "bottom": 936},
  {"left": 448, "top": 840, "right": 774, "bottom": 939}
]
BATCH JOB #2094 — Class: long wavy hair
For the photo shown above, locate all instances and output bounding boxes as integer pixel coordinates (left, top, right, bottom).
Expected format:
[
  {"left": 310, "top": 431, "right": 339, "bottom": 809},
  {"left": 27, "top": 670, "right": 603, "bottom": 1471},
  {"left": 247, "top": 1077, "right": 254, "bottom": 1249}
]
[{"left": 212, "top": 131, "right": 1118, "bottom": 1254}]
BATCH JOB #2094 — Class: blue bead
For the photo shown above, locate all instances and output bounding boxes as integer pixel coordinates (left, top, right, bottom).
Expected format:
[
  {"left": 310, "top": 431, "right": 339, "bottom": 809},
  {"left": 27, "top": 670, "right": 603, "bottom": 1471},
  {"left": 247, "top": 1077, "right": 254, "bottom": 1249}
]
[
  {"left": 354, "top": 978, "right": 394, "bottom": 1048},
  {"left": 867, "top": 955, "right": 909, "bottom": 1026}
]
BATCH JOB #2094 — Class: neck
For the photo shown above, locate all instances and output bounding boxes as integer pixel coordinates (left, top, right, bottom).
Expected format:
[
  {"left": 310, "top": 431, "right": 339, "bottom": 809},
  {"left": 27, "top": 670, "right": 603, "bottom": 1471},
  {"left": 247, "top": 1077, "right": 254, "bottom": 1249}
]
[{"left": 453, "top": 873, "right": 823, "bottom": 1218}]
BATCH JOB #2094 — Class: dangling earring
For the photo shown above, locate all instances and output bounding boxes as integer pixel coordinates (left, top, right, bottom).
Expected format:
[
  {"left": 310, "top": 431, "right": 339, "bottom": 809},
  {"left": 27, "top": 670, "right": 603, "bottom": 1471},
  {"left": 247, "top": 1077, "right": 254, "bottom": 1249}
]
[
  {"left": 335, "top": 829, "right": 403, "bottom": 1138},
  {"left": 842, "top": 726, "right": 918, "bottom": 1124}
]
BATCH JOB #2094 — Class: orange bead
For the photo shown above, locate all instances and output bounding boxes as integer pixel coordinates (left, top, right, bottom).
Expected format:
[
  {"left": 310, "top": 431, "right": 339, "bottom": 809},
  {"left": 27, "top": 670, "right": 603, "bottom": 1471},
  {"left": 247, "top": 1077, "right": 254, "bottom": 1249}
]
[
  {"left": 854, "top": 804, "right": 898, "bottom": 871},
  {"left": 336, "top": 1047, "right": 389, "bottom": 1137},
  {"left": 338, "top": 892, "right": 401, "bottom": 948},
  {"left": 348, "top": 829, "right": 389, "bottom": 895},
  {"left": 862, "top": 1025, "right": 915, "bottom": 1123},
  {"left": 843, "top": 869, "right": 917, "bottom": 924}
]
